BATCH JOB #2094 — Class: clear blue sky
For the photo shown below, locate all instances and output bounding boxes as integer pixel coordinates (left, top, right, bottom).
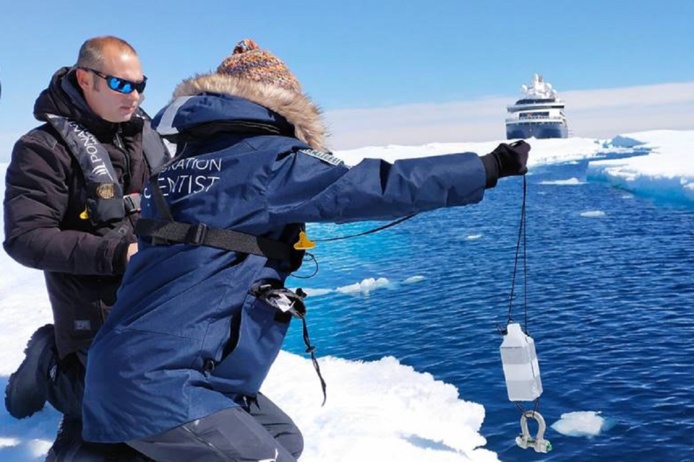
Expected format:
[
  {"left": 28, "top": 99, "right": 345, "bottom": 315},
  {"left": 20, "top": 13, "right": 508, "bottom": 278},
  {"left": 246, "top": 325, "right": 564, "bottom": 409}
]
[{"left": 1, "top": 0, "right": 692, "bottom": 154}]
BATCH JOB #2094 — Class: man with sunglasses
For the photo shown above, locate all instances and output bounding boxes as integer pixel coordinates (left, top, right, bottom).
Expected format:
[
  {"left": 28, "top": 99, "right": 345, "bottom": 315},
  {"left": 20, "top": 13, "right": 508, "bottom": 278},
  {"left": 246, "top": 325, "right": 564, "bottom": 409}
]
[{"left": 3, "top": 35, "right": 168, "bottom": 460}]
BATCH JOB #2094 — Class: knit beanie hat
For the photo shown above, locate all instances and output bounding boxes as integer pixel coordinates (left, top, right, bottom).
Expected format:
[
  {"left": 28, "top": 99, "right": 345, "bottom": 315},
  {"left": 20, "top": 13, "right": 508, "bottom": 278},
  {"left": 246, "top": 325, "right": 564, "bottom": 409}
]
[{"left": 216, "top": 39, "right": 301, "bottom": 93}]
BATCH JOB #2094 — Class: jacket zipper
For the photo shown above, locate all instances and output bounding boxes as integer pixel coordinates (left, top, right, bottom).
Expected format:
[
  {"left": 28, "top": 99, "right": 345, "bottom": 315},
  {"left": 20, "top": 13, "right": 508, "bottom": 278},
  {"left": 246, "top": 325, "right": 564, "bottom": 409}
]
[{"left": 114, "top": 126, "right": 131, "bottom": 190}]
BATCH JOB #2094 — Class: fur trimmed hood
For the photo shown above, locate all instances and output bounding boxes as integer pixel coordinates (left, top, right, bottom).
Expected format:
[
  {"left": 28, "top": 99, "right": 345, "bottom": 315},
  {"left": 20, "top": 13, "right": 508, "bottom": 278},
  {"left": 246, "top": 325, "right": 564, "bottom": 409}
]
[{"left": 171, "top": 73, "right": 328, "bottom": 151}]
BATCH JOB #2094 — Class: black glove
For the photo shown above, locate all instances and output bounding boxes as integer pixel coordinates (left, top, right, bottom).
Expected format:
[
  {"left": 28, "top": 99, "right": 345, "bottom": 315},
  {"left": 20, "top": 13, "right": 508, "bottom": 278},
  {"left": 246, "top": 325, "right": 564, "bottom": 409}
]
[{"left": 480, "top": 140, "right": 530, "bottom": 188}]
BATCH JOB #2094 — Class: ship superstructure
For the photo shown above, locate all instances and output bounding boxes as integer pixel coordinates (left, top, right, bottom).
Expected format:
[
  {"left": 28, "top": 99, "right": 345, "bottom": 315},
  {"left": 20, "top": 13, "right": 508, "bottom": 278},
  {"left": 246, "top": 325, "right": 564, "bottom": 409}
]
[{"left": 506, "top": 74, "right": 568, "bottom": 139}]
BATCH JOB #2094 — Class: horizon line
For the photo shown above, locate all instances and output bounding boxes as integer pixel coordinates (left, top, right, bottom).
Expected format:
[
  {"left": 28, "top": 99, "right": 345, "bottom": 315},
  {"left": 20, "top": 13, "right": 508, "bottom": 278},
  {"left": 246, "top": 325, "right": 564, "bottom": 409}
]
[{"left": 1, "top": 81, "right": 692, "bottom": 158}]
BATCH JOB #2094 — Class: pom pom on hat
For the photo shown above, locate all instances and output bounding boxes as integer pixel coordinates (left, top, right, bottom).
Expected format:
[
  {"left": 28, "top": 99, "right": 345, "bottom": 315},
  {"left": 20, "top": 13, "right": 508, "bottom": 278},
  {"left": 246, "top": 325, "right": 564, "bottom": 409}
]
[{"left": 216, "top": 39, "right": 301, "bottom": 93}]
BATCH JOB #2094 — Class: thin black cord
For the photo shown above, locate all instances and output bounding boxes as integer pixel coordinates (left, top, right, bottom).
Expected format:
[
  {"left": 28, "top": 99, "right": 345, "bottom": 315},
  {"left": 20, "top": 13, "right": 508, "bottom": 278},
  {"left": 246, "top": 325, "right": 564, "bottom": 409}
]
[
  {"left": 290, "top": 252, "right": 319, "bottom": 279},
  {"left": 506, "top": 176, "right": 528, "bottom": 326},
  {"left": 313, "top": 214, "right": 416, "bottom": 243},
  {"left": 508, "top": 177, "right": 541, "bottom": 416},
  {"left": 291, "top": 215, "right": 416, "bottom": 280},
  {"left": 522, "top": 178, "right": 528, "bottom": 333}
]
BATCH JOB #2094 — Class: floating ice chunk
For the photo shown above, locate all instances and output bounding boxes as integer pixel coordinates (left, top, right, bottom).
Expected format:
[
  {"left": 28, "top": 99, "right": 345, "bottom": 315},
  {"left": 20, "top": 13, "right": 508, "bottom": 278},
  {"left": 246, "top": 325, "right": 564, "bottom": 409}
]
[
  {"left": 539, "top": 178, "right": 585, "bottom": 186},
  {"left": 297, "top": 287, "right": 333, "bottom": 297},
  {"left": 336, "top": 277, "right": 391, "bottom": 295},
  {"left": 0, "top": 438, "right": 19, "bottom": 449},
  {"left": 580, "top": 210, "right": 606, "bottom": 218},
  {"left": 551, "top": 411, "right": 613, "bottom": 437}
]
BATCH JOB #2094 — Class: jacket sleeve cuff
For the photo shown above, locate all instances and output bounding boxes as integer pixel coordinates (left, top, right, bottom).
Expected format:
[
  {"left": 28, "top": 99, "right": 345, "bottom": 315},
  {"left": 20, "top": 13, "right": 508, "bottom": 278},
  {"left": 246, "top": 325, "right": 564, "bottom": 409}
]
[
  {"left": 480, "top": 153, "right": 499, "bottom": 189},
  {"left": 113, "top": 240, "right": 130, "bottom": 274}
]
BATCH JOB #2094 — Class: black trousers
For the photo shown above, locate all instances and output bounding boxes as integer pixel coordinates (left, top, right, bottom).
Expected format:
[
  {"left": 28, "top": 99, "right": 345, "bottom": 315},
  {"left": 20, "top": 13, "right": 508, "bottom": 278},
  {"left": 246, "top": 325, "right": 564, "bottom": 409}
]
[
  {"left": 46, "top": 349, "right": 87, "bottom": 418},
  {"left": 127, "top": 394, "right": 303, "bottom": 462}
]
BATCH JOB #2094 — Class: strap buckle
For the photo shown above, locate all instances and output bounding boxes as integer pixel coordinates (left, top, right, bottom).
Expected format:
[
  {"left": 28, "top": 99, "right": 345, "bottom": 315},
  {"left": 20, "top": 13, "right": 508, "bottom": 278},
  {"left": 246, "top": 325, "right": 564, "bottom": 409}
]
[
  {"left": 186, "top": 223, "right": 208, "bottom": 246},
  {"left": 123, "top": 193, "right": 142, "bottom": 213}
]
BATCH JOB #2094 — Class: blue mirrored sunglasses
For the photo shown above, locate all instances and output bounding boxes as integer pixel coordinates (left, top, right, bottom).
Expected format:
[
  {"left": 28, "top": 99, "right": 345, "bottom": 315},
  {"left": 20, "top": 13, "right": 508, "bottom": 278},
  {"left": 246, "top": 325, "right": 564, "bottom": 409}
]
[{"left": 82, "top": 67, "right": 147, "bottom": 94}]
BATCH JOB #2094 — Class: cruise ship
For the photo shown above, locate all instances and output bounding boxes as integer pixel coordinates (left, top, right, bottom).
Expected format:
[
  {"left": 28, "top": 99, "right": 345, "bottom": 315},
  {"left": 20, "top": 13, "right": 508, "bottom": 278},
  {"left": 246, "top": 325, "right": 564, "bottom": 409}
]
[{"left": 505, "top": 74, "right": 568, "bottom": 140}]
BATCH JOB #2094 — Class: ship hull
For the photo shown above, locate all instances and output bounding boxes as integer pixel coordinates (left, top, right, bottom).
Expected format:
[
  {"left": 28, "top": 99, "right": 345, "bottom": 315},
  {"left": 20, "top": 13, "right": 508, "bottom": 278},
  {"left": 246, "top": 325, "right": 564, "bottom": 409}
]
[{"left": 506, "top": 122, "right": 568, "bottom": 140}]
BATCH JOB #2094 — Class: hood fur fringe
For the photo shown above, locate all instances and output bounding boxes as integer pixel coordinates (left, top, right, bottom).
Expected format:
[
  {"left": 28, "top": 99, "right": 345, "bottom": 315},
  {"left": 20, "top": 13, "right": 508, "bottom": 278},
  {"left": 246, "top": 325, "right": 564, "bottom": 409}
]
[{"left": 172, "top": 73, "right": 328, "bottom": 151}]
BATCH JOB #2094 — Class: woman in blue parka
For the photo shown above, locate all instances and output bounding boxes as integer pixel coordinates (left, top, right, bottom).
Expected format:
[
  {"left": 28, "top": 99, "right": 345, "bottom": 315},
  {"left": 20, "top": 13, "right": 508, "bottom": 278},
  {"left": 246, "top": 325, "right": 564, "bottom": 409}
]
[{"left": 82, "top": 39, "right": 529, "bottom": 461}]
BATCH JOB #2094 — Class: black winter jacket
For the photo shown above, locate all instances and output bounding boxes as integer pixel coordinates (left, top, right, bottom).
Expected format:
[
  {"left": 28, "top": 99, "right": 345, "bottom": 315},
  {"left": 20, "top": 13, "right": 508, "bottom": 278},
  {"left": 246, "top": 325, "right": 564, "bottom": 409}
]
[{"left": 3, "top": 67, "right": 164, "bottom": 358}]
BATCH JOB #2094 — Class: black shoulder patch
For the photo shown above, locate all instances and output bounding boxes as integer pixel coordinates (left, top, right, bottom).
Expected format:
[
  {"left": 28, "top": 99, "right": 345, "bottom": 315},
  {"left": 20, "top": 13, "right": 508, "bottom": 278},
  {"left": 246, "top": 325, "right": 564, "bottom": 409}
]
[{"left": 298, "top": 148, "right": 344, "bottom": 166}]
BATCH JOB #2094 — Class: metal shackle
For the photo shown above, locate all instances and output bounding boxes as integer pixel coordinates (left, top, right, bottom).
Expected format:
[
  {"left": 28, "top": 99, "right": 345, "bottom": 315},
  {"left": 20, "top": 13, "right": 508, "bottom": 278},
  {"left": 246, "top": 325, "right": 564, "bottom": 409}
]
[{"left": 516, "top": 410, "right": 552, "bottom": 453}]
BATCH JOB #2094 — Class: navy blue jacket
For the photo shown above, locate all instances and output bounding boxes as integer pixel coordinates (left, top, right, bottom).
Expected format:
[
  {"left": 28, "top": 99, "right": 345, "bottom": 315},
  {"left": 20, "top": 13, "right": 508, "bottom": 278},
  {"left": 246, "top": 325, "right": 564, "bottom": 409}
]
[{"left": 83, "top": 85, "right": 487, "bottom": 442}]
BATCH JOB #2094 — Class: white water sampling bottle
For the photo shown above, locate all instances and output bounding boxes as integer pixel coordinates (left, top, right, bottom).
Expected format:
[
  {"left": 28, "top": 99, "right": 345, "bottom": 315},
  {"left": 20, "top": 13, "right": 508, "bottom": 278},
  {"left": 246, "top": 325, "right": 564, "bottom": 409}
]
[{"left": 500, "top": 323, "right": 543, "bottom": 402}]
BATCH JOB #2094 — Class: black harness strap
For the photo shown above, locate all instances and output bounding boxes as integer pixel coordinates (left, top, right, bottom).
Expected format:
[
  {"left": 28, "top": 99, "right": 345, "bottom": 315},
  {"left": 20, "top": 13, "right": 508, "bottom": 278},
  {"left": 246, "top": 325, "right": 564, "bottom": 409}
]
[
  {"left": 136, "top": 218, "right": 295, "bottom": 261},
  {"left": 148, "top": 174, "right": 175, "bottom": 221},
  {"left": 141, "top": 168, "right": 298, "bottom": 261},
  {"left": 140, "top": 117, "right": 170, "bottom": 172}
]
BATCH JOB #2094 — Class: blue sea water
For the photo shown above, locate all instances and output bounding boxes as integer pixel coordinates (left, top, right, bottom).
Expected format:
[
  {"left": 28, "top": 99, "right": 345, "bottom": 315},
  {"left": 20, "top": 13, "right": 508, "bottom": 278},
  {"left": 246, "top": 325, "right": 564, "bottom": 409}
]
[{"left": 284, "top": 154, "right": 694, "bottom": 462}]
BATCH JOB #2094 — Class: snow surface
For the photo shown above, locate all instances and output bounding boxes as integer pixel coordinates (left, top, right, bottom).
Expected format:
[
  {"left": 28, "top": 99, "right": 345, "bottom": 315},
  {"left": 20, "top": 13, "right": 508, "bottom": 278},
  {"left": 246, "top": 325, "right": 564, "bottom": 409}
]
[{"left": 1, "top": 130, "right": 692, "bottom": 461}]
